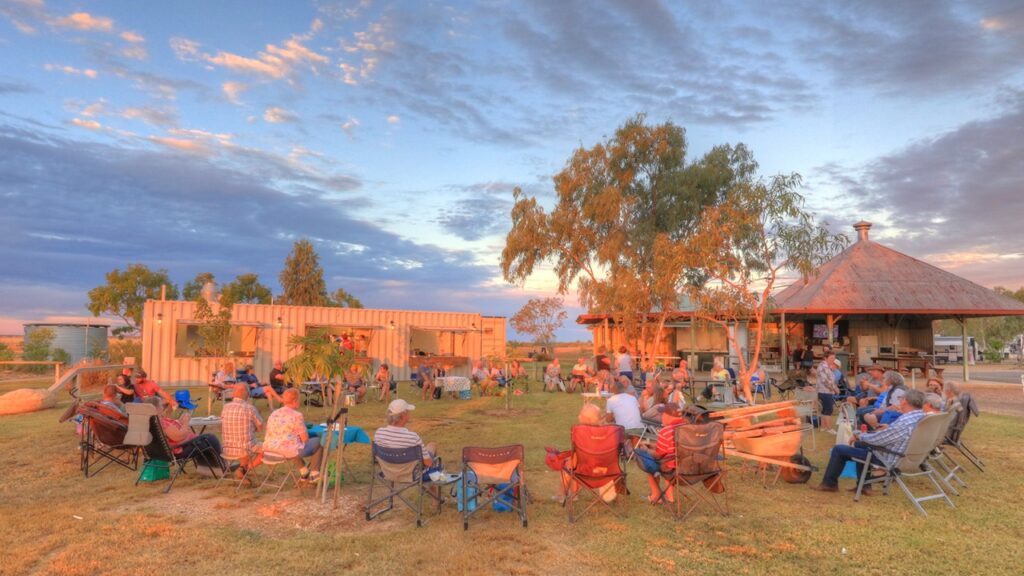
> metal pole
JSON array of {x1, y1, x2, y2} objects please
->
[
  {"x1": 780, "y1": 312, "x2": 788, "y2": 373},
  {"x1": 960, "y1": 317, "x2": 970, "y2": 382}
]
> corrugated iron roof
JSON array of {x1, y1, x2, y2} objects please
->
[{"x1": 772, "y1": 222, "x2": 1024, "y2": 317}]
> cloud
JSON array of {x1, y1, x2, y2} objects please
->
[
  {"x1": 169, "y1": 37, "x2": 202, "y2": 60},
  {"x1": 70, "y1": 118, "x2": 102, "y2": 130},
  {"x1": 0, "y1": 80, "x2": 36, "y2": 94},
  {"x1": 435, "y1": 182, "x2": 518, "y2": 241},
  {"x1": 264, "y1": 106, "x2": 298, "y2": 123},
  {"x1": 172, "y1": 21, "x2": 329, "y2": 82},
  {"x1": 44, "y1": 64, "x2": 98, "y2": 78},
  {"x1": 341, "y1": 117, "x2": 359, "y2": 137},
  {"x1": 222, "y1": 81, "x2": 248, "y2": 104},
  {"x1": 120, "y1": 30, "x2": 144, "y2": 43},
  {"x1": 147, "y1": 135, "x2": 211, "y2": 155},
  {"x1": 822, "y1": 91, "x2": 1024, "y2": 287},
  {"x1": 386, "y1": 114, "x2": 400, "y2": 124},
  {"x1": 53, "y1": 12, "x2": 113, "y2": 32},
  {"x1": 121, "y1": 106, "x2": 177, "y2": 127}
]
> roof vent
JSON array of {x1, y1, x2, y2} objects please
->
[{"x1": 853, "y1": 220, "x2": 872, "y2": 242}]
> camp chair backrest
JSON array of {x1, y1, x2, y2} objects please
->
[
  {"x1": 373, "y1": 443, "x2": 422, "y2": 483},
  {"x1": 673, "y1": 422, "x2": 725, "y2": 476},
  {"x1": 924, "y1": 411, "x2": 955, "y2": 451},
  {"x1": 125, "y1": 403, "x2": 158, "y2": 447},
  {"x1": 570, "y1": 424, "x2": 624, "y2": 478},
  {"x1": 80, "y1": 407, "x2": 130, "y2": 447},
  {"x1": 463, "y1": 445, "x2": 523, "y2": 485},
  {"x1": 894, "y1": 413, "x2": 948, "y2": 471},
  {"x1": 143, "y1": 416, "x2": 177, "y2": 462}
]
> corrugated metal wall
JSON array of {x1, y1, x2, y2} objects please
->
[
  {"x1": 24, "y1": 324, "x2": 108, "y2": 364},
  {"x1": 142, "y1": 300, "x2": 507, "y2": 387}
]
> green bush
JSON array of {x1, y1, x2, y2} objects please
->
[{"x1": 0, "y1": 342, "x2": 14, "y2": 362}]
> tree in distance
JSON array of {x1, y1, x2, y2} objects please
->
[
  {"x1": 279, "y1": 239, "x2": 328, "y2": 307},
  {"x1": 220, "y1": 273, "x2": 273, "y2": 306},
  {"x1": 502, "y1": 114, "x2": 764, "y2": 354},
  {"x1": 87, "y1": 264, "x2": 179, "y2": 335},
  {"x1": 510, "y1": 297, "x2": 567, "y2": 347},
  {"x1": 327, "y1": 287, "x2": 364, "y2": 309}
]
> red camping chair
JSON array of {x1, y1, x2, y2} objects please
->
[
  {"x1": 563, "y1": 424, "x2": 628, "y2": 523},
  {"x1": 78, "y1": 402, "x2": 139, "y2": 478}
]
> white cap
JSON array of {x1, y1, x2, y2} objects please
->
[{"x1": 386, "y1": 398, "x2": 416, "y2": 416}]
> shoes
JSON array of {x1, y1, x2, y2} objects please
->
[
  {"x1": 848, "y1": 486, "x2": 873, "y2": 496},
  {"x1": 306, "y1": 470, "x2": 321, "y2": 483},
  {"x1": 825, "y1": 429, "x2": 837, "y2": 435},
  {"x1": 810, "y1": 484, "x2": 839, "y2": 493}
]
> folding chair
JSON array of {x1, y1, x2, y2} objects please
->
[
  {"x1": 254, "y1": 451, "x2": 302, "y2": 499},
  {"x1": 928, "y1": 402, "x2": 968, "y2": 494},
  {"x1": 78, "y1": 403, "x2": 138, "y2": 478},
  {"x1": 460, "y1": 445, "x2": 528, "y2": 530},
  {"x1": 133, "y1": 411, "x2": 223, "y2": 494},
  {"x1": 851, "y1": 412, "x2": 956, "y2": 517},
  {"x1": 365, "y1": 443, "x2": 441, "y2": 527},
  {"x1": 943, "y1": 393, "x2": 984, "y2": 472},
  {"x1": 563, "y1": 424, "x2": 628, "y2": 523},
  {"x1": 173, "y1": 390, "x2": 200, "y2": 417},
  {"x1": 794, "y1": 388, "x2": 819, "y2": 449},
  {"x1": 752, "y1": 378, "x2": 771, "y2": 403},
  {"x1": 662, "y1": 422, "x2": 729, "y2": 520}
]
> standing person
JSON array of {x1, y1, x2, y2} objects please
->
[
  {"x1": 340, "y1": 334, "x2": 354, "y2": 351},
  {"x1": 616, "y1": 347, "x2": 634, "y2": 383},
  {"x1": 267, "y1": 360, "x2": 289, "y2": 392},
  {"x1": 133, "y1": 370, "x2": 177, "y2": 410},
  {"x1": 221, "y1": 384, "x2": 263, "y2": 480},
  {"x1": 815, "y1": 353, "x2": 841, "y2": 433},
  {"x1": 800, "y1": 340, "x2": 815, "y2": 372},
  {"x1": 263, "y1": 389, "x2": 323, "y2": 482}
]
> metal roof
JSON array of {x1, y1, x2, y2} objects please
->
[{"x1": 772, "y1": 222, "x2": 1024, "y2": 317}]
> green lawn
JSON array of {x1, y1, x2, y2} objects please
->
[{"x1": 1, "y1": 378, "x2": 1022, "y2": 576}]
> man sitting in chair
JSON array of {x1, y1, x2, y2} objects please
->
[
  {"x1": 569, "y1": 357, "x2": 591, "y2": 393},
  {"x1": 240, "y1": 365, "x2": 284, "y2": 410},
  {"x1": 605, "y1": 376, "x2": 644, "y2": 439},
  {"x1": 811, "y1": 389, "x2": 926, "y2": 495},
  {"x1": 221, "y1": 384, "x2": 263, "y2": 480},
  {"x1": 264, "y1": 389, "x2": 323, "y2": 482},
  {"x1": 134, "y1": 370, "x2": 177, "y2": 410},
  {"x1": 99, "y1": 384, "x2": 126, "y2": 415},
  {"x1": 374, "y1": 399, "x2": 438, "y2": 467}
]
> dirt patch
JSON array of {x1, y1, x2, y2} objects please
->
[
  {"x1": 962, "y1": 382, "x2": 1024, "y2": 418},
  {"x1": 127, "y1": 486, "x2": 401, "y2": 537}
]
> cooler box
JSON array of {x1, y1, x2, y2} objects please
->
[{"x1": 139, "y1": 460, "x2": 170, "y2": 482}]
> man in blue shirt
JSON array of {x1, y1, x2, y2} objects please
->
[{"x1": 811, "y1": 389, "x2": 926, "y2": 494}]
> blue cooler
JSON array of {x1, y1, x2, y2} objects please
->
[
  {"x1": 492, "y1": 483, "x2": 515, "y2": 512},
  {"x1": 456, "y1": 473, "x2": 477, "y2": 512},
  {"x1": 459, "y1": 389, "x2": 472, "y2": 400}
]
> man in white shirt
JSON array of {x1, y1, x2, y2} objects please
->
[{"x1": 605, "y1": 376, "x2": 644, "y2": 437}]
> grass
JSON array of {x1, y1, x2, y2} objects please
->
[{"x1": 2, "y1": 376, "x2": 1024, "y2": 576}]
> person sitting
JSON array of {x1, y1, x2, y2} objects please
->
[
  {"x1": 671, "y1": 359, "x2": 690, "y2": 391},
  {"x1": 551, "y1": 403, "x2": 604, "y2": 501},
  {"x1": 941, "y1": 380, "x2": 960, "y2": 411},
  {"x1": 374, "y1": 399, "x2": 438, "y2": 467},
  {"x1": 238, "y1": 365, "x2": 281, "y2": 409},
  {"x1": 470, "y1": 360, "x2": 491, "y2": 396},
  {"x1": 267, "y1": 360, "x2": 289, "y2": 393},
  {"x1": 739, "y1": 363, "x2": 768, "y2": 401},
  {"x1": 570, "y1": 357, "x2": 592, "y2": 393},
  {"x1": 640, "y1": 379, "x2": 666, "y2": 420},
  {"x1": 923, "y1": 393, "x2": 944, "y2": 414},
  {"x1": 146, "y1": 397, "x2": 223, "y2": 463},
  {"x1": 864, "y1": 387, "x2": 907, "y2": 429},
  {"x1": 263, "y1": 389, "x2": 323, "y2": 482},
  {"x1": 220, "y1": 384, "x2": 263, "y2": 480},
  {"x1": 636, "y1": 402, "x2": 687, "y2": 504},
  {"x1": 133, "y1": 370, "x2": 177, "y2": 410},
  {"x1": 849, "y1": 364, "x2": 886, "y2": 406},
  {"x1": 99, "y1": 384, "x2": 126, "y2": 415},
  {"x1": 701, "y1": 358, "x2": 731, "y2": 400},
  {"x1": 343, "y1": 364, "x2": 367, "y2": 403},
  {"x1": 113, "y1": 374, "x2": 134, "y2": 405},
  {"x1": 374, "y1": 363, "x2": 397, "y2": 402},
  {"x1": 509, "y1": 360, "x2": 528, "y2": 388},
  {"x1": 811, "y1": 389, "x2": 927, "y2": 494},
  {"x1": 605, "y1": 376, "x2": 644, "y2": 440},
  {"x1": 544, "y1": 358, "x2": 562, "y2": 392},
  {"x1": 859, "y1": 371, "x2": 905, "y2": 428}
]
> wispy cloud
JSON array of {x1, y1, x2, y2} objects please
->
[
  {"x1": 44, "y1": 64, "x2": 97, "y2": 78},
  {"x1": 264, "y1": 106, "x2": 298, "y2": 123},
  {"x1": 52, "y1": 12, "x2": 113, "y2": 32},
  {"x1": 222, "y1": 81, "x2": 248, "y2": 104}
]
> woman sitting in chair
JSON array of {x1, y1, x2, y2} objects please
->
[
  {"x1": 640, "y1": 379, "x2": 666, "y2": 420},
  {"x1": 569, "y1": 357, "x2": 592, "y2": 393},
  {"x1": 374, "y1": 363, "x2": 397, "y2": 402}
]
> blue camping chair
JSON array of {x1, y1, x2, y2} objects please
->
[{"x1": 174, "y1": 389, "x2": 199, "y2": 415}]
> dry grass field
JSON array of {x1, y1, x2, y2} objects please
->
[{"x1": 1, "y1": 374, "x2": 1023, "y2": 576}]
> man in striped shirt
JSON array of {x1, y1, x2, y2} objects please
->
[
  {"x1": 811, "y1": 389, "x2": 926, "y2": 494},
  {"x1": 374, "y1": 399, "x2": 437, "y2": 465}
]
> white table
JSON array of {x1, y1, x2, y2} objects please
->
[
  {"x1": 189, "y1": 416, "x2": 222, "y2": 434},
  {"x1": 436, "y1": 376, "x2": 471, "y2": 393}
]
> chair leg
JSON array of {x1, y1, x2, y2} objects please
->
[{"x1": 894, "y1": 475, "x2": 928, "y2": 517}]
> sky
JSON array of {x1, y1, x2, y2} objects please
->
[{"x1": 1, "y1": 0, "x2": 1023, "y2": 340}]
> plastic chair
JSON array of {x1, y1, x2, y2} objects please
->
[
  {"x1": 173, "y1": 390, "x2": 199, "y2": 416},
  {"x1": 460, "y1": 445, "x2": 528, "y2": 530},
  {"x1": 563, "y1": 424, "x2": 628, "y2": 523}
]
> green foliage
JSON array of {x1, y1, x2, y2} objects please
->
[
  {"x1": 935, "y1": 288, "x2": 1024, "y2": 351},
  {"x1": 284, "y1": 328, "x2": 356, "y2": 389},
  {"x1": 0, "y1": 341, "x2": 15, "y2": 362},
  {"x1": 182, "y1": 272, "x2": 216, "y2": 301},
  {"x1": 501, "y1": 114, "x2": 765, "y2": 344},
  {"x1": 510, "y1": 297, "x2": 567, "y2": 345},
  {"x1": 220, "y1": 273, "x2": 273, "y2": 306},
  {"x1": 279, "y1": 239, "x2": 328, "y2": 306},
  {"x1": 50, "y1": 347, "x2": 72, "y2": 366},
  {"x1": 107, "y1": 338, "x2": 142, "y2": 364},
  {"x1": 87, "y1": 264, "x2": 179, "y2": 334},
  {"x1": 192, "y1": 298, "x2": 233, "y2": 357},
  {"x1": 984, "y1": 338, "x2": 1005, "y2": 362},
  {"x1": 22, "y1": 327, "x2": 55, "y2": 373},
  {"x1": 326, "y1": 287, "x2": 364, "y2": 308}
]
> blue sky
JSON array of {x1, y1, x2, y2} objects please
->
[{"x1": 1, "y1": 0, "x2": 1023, "y2": 339}]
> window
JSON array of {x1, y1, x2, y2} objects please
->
[{"x1": 175, "y1": 323, "x2": 259, "y2": 358}]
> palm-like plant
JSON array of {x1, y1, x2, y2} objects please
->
[{"x1": 284, "y1": 328, "x2": 356, "y2": 407}]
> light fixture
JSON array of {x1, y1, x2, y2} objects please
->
[
  {"x1": 388, "y1": 320, "x2": 396, "y2": 330},
  {"x1": 276, "y1": 316, "x2": 283, "y2": 328},
  {"x1": 157, "y1": 313, "x2": 163, "y2": 325}
]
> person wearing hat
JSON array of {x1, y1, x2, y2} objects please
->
[
  {"x1": 374, "y1": 399, "x2": 437, "y2": 466},
  {"x1": 848, "y1": 364, "x2": 886, "y2": 408},
  {"x1": 636, "y1": 402, "x2": 686, "y2": 504}
]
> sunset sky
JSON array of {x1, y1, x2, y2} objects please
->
[{"x1": 1, "y1": 0, "x2": 1022, "y2": 339}]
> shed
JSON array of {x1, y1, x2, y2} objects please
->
[
  {"x1": 23, "y1": 320, "x2": 110, "y2": 365},
  {"x1": 141, "y1": 300, "x2": 506, "y2": 387},
  {"x1": 770, "y1": 221, "x2": 1024, "y2": 378}
]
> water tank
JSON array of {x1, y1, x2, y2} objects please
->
[{"x1": 23, "y1": 322, "x2": 109, "y2": 365}]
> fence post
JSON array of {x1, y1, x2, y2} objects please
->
[{"x1": 54, "y1": 362, "x2": 63, "y2": 386}]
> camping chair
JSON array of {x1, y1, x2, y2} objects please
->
[
  {"x1": 133, "y1": 411, "x2": 224, "y2": 494},
  {"x1": 254, "y1": 450, "x2": 303, "y2": 499},
  {"x1": 300, "y1": 380, "x2": 326, "y2": 409},
  {"x1": 928, "y1": 402, "x2": 968, "y2": 494},
  {"x1": 460, "y1": 445, "x2": 528, "y2": 530},
  {"x1": 752, "y1": 378, "x2": 772, "y2": 403},
  {"x1": 943, "y1": 393, "x2": 984, "y2": 471},
  {"x1": 662, "y1": 422, "x2": 729, "y2": 520},
  {"x1": 173, "y1": 390, "x2": 199, "y2": 417},
  {"x1": 563, "y1": 424, "x2": 628, "y2": 523},
  {"x1": 78, "y1": 403, "x2": 138, "y2": 478},
  {"x1": 794, "y1": 388, "x2": 819, "y2": 449},
  {"x1": 851, "y1": 412, "x2": 956, "y2": 517},
  {"x1": 365, "y1": 443, "x2": 441, "y2": 527}
]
